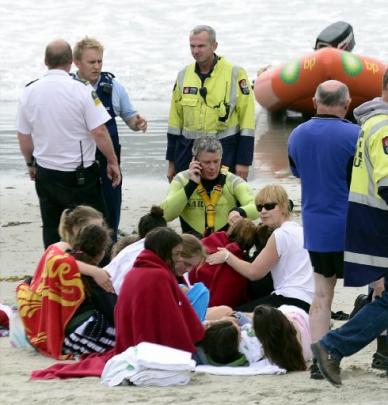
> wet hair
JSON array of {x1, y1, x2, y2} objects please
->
[
  {"x1": 58, "y1": 205, "x2": 104, "y2": 247},
  {"x1": 73, "y1": 36, "x2": 104, "y2": 62},
  {"x1": 71, "y1": 224, "x2": 111, "y2": 265},
  {"x1": 181, "y1": 233, "x2": 207, "y2": 261},
  {"x1": 383, "y1": 68, "x2": 388, "y2": 90},
  {"x1": 255, "y1": 184, "x2": 291, "y2": 219},
  {"x1": 192, "y1": 136, "x2": 223, "y2": 158},
  {"x1": 144, "y1": 227, "x2": 182, "y2": 264},
  {"x1": 201, "y1": 320, "x2": 241, "y2": 364},
  {"x1": 314, "y1": 82, "x2": 349, "y2": 106},
  {"x1": 138, "y1": 206, "x2": 167, "y2": 239},
  {"x1": 45, "y1": 40, "x2": 72, "y2": 68},
  {"x1": 190, "y1": 25, "x2": 217, "y2": 43},
  {"x1": 111, "y1": 234, "x2": 140, "y2": 259},
  {"x1": 253, "y1": 305, "x2": 306, "y2": 371},
  {"x1": 227, "y1": 218, "x2": 258, "y2": 251}
]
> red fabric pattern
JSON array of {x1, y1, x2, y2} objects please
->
[
  {"x1": 189, "y1": 231, "x2": 249, "y2": 308},
  {"x1": 17, "y1": 245, "x2": 84, "y2": 359}
]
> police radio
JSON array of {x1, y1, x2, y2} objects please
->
[{"x1": 75, "y1": 141, "x2": 86, "y2": 186}]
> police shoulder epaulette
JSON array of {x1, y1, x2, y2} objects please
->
[
  {"x1": 25, "y1": 79, "x2": 39, "y2": 87},
  {"x1": 102, "y1": 71, "x2": 115, "y2": 79},
  {"x1": 69, "y1": 73, "x2": 89, "y2": 85}
]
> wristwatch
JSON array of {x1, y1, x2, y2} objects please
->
[{"x1": 26, "y1": 158, "x2": 35, "y2": 167}]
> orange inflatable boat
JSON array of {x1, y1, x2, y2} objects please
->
[{"x1": 254, "y1": 47, "x2": 387, "y2": 115}]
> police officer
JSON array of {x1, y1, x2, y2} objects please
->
[
  {"x1": 73, "y1": 37, "x2": 147, "y2": 240},
  {"x1": 17, "y1": 39, "x2": 121, "y2": 248},
  {"x1": 312, "y1": 70, "x2": 388, "y2": 386},
  {"x1": 166, "y1": 25, "x2": 255, "y2": 183}
]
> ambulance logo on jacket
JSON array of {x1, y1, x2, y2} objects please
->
[
  {"x1": 183, "y1": 87, "x2": 198, "y2": 95},
  {"x1": 383, "y1": 136, "x2": 388, "y2": 155}
]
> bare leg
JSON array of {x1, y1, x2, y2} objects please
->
[{"x1": 310, "y1": 273, "x2": 337, "y2": 342}]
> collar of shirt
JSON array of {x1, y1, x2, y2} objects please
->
[
  {"x1": 313, "y1": 114, "x2": 342, "y2": 119},
  {"x1": 46, "y1": 69, "x2": 71, "y2": 77},
  {"x1": 195, "y1": 54, "x2": 221, "y2": 83}
]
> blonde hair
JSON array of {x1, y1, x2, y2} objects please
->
[
  {"x1": 58, "y1": 205, "x2": 104, "y2": 246},
  {"x1": 73, "y1": 37, "x2": 104, "y2": 62},
  {"x1": 111, "y1": 234, "x2": 140, "y2": 259},
  {"x1": 181, "y1": 234, "x2": 207, "y2": 261},
  {"x1": 255, "y1": 184, "x2": 290, "y2": 218}
]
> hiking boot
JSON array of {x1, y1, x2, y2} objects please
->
[
  {"x1": 311, "y1": 342, "x2": 342, "y2": 386},
  {"x1": 349, "y1": 294, "x2": 369, "y2": 319},
  {"x1": 371, "y1": 352, "x2": 388, "y2": 370},
  {"x1": 310, "y1": 358, "x2": 324, "y2": 379}
]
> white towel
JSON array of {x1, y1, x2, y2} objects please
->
[
  {"x1": 195, "y1": 358, "x2": 286, "y2": 376},
  {"x1": 101, "y1": 342, "x2": 195, "y2": 387}
]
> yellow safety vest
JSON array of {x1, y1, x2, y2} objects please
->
[{"x1": 167, "y1": 57, "x2": 255, "y2": 140}]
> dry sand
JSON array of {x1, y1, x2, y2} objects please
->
[{"x1": 0, "y1": 175, "x2": 387, "y2": 405}]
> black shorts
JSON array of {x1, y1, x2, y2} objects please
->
[{"x1": 308, "y1": 251, "x2": 344, "y2": 278}]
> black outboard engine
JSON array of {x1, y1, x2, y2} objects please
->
[{"x1": 314, "y1": 21, "x2": 355, "y2": 51}]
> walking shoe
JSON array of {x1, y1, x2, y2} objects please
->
[
  {"x1": 371, "y1": 352, "x2": 388, "y2": 370},
  {"x1": 311, "y1": 342, "x2": 342, "y2": 386},
  {"x1": 310, "y1": 358, "x2": 324, "y2": 379}
]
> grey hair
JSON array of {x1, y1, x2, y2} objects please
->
[
  {"x1": 192, "y1": 136, "x2": 223, "y2": 157},
  {"x1": 190, "y1": 25, "x2": 217, "y2": 43},
  {"x1": 314, "y1": 82, "x2": 350, "y2": 106}
]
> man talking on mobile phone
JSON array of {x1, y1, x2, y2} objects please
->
[{"x1": 161, "y1": 136, "x2": 258, "y2": 238}]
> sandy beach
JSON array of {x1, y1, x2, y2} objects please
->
[{"x1": 0, "y1": 174, "x2": 387, "y2": 405}]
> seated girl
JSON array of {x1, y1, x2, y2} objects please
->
[
  {"x1": 106, "y1": 206, "x2": 167, "y2": 293},
  {"x1": 17, "y1": 207, "x2": 116, "y2": 359},
  {"x1": 207, "y1": 184, "x2": 314, "y2": 313},
  {"x1": 190, "y1": 218, "x2": 258, "y2": 308},
  {"x1": 113, "y1": 227, "x2": 205, "y2": 355},
  {"x1": 63, "y1": 224, "x2": 117, "y2": 356}
]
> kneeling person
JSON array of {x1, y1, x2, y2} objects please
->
[{"x1": 161, "y1": 136, "x2": 258, "y2": 238}]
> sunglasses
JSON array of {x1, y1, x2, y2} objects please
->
[{"x1": 256, "y1": 202, "x2": 277, "y2": 212}]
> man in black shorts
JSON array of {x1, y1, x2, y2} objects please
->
[{"x1": 288, "y1": 80, "x2": 359, "y2": 379}]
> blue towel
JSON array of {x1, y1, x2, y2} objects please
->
[{"x1": 186, "y1": 282, "x2": 209, "y2": 322}]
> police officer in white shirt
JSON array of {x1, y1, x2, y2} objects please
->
[{"x1": 16, "y1": 39, "x2": 121, "y2": 248}]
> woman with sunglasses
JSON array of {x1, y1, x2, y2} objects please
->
[{"x1": 206, "y1": 184, "x2": 314, "y2": 313}]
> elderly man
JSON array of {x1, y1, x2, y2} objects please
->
[
  {"x1": 288, "y1": 80, "x2": 359, "y2": 379},
  {"x1": 166, "y1": 25, "x2": 255, "y2": 182},
  {"x1": 17, "y1": 39, "x2": 121, "y2": 248},
  {"x1": 161, "y1": 136, "x2": 258, "y2": 238},
  {"x1": 73, "y1": 37, "x2": 147, "y2": 240},
  {"x1": 312, "y1": 71, "x2": 388, "y2": 386}
]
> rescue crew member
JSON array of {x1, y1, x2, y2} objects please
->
[
  {"x1": 73, "y1": 37, "x2": 147, "y2": 240},
  {"x1": 16, "y1": 39, "x2": 121, "y2": 248},
  {"x1": 161, "y1": 136, "x2": 258, "y2": 238},
  {"x1": 166, "y1": 25, "x2": 255, "y2": 182},
  {"x1": 312, "y1": 69, "x2": 388, "y2": 386},
  {"x1": 287, "y1": 80, "x2": 359, "y2": 379}
]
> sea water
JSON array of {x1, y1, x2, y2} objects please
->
[{"x1": 0, "y1": 0, "x2": 387, "y2": 184}]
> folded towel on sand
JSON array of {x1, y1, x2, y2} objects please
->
[{"x1": 101, "y1": 342, "x2": 196, "y2": 387}]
